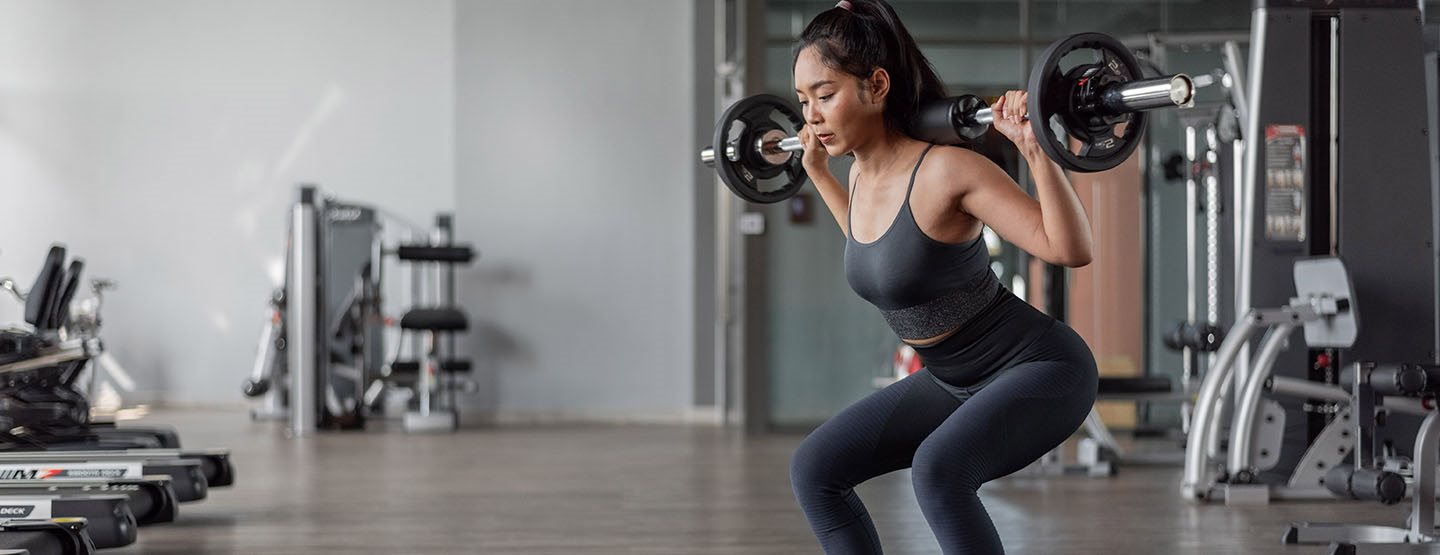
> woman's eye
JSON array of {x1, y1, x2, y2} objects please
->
[{"x1": 819, "y1": 94, "x2": 833, "y2": 101}]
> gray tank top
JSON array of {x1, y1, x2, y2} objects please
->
[{"x1": 844, "y1": 144, "x2": 1003, "y2": 340}]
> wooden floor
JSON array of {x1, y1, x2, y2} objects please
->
[{"x1": 104, "y1": 409, "x2": 1407, "y2": 554}]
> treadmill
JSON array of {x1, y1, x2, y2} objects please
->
[{"x1": 0, "y1": 519, "x2": 93, "y2": 555}]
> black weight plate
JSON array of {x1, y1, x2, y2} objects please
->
[
  {"x1": 711, "y1": 94, "x2": 807, "y2": 204},
  {"x1": 1028, "y1": 32, "x2": 1148, "y2": 173}
]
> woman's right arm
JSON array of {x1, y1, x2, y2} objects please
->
[{"x1": 798, "y1": 124, "x2": 850, "y2": 236}]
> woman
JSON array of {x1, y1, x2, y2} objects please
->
[{"x1": 787, "y1": 1, "x2": 1100, "y2": 553}]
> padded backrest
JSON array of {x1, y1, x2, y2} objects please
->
[
  {"x1": 24, "y1": 246, "x2": 66, "y2": 329},
  {"x1": 49, "y1": 259, "x2": 85, "y2": 330}
]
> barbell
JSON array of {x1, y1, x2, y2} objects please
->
[{"x1": 700, "y1": 32, "x2": 1195, "y2": 204}]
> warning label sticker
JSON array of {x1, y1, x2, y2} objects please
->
[{"x1": 1264, "y1": 124, "x2": 1307, "y2": 242}]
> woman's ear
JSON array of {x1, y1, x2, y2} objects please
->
[{"x1": 867, "y1": 68, "x2": 891, "y2": 105}]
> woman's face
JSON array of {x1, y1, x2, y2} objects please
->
[{"x1": 793, "y1": 46, "x2": 884, "y2": 157}]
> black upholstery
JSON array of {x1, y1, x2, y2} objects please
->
[
  {"x1": 399, "y1": 308, "x2": 468, "y2": 331},
  {"x1": 24, "y1": 246, "x2": 66, "y2": 330},
  {"x1": 1097, "y1": 376, "x2": 1174, "y2": 395},
  {"x1": 396, "y1": 245, "x2": 476, "y2": 264},
  {"x1": 0, "y1": 331, "x2": 42, "y2": 366},
  {"x1": 391, "y1": 359, "x2": 472, "y2": 374},
  {"x1": 48, "y1": 259, "x2": 84, "y2": 330}
]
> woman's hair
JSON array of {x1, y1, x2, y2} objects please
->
[{"x1": 793, "y1": 0, "x2": 947, "y2": 137}]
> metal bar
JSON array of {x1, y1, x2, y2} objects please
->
[
  {"x1": 419, "y1": 332, "x2": 434, "y2": 416},
  {"x1": 1229, "y1": 322, "x2": 1297, "y2": 474},
  {"x1": 1181, "y1": 124, "x2": 1199, "y2": 433},
  {"x1": 1186, "y1": 126, "x2": 1199, "y2": 325},
  {"x1": 1268, "y1": 375, "x2": 1348, "y2": 402},
  {"x1": 702, "y1": 75, "x2": 1194, "y2": 166},
  {"x1": 1101, "y1": 75, "x2": 1196, "y2": 114},
  {"x1": 1205, "y1": 130, "x2": 1221, "y2": 324},
  {"x1": 1182, "y1": 309, "x2": 1262, "y2": 499},
  {"x1": 1222, "y1": 40, "x2": 1249, "y2": 130},
  {"x1": 409, "y1": 231, "x2": 423, "y2": 364},
  {"x1": 1356, "y1": 363, "x2": 1378, "y2": 470},
  {"x1": 1414, "y1": 411, "x2": 1440, "y2": 537},
  {"x1": 288, "y1": 189, "x2": 318, "y2": 437},
  {"x1": 1234, "y1": 8, "x2": 1269, "y2": 416}
]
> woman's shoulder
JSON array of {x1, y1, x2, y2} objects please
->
[
  {"x1": 922, "y1": 143, "x2": 988, "y2": 168},
  {"x1": 917, "y1": 143, "x2": 993, "y2": 187}
]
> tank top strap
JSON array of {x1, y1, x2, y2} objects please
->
[
  {"x1": 846, "y1": 171, "x2": 857, "y2": 240},
  {"x1": 904, "y1": 144, "x2": 937, "y2": 203}
]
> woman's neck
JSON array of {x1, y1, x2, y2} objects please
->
[{"x1": 851, "y1": 127, "x2": 917, "y2": 179}]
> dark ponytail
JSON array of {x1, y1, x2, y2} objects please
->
[{"x1": 793, "y1": 0, "x2": 947, "y2": 138}]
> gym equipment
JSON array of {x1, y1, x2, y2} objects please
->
[
  {"x1": 243, "y1": 186, "x2": 389, "y2": 432},
  {"x1": 1163, "y1": 322, "x2": 1225, "y2": 353},
  {"x1": 1283, "y1": 361, "x2": 1440, "y2": 553},
  {"x1": 268, "y1": 186, "x2": 386, "y2": 432},
  {"x1": 1175, "y1": 0, "x2": 1439, "y2": 511},
  {"x1": 242, "y1": 288, "x2": 286, "y2": 415},
  {"x1": 701, "y1": 94, "x2": 807, "y2": 204},
  {"x1": 699, "y1": 32, "x2": 1196, "y2": 203},
  {"x1": 0, "y1": 246, "x2": 235, "y2": 496},
  {"x1": 0, "y1": 455, "x2": 209, "y2": 503},
  {"x1": 0, "y1": 259, "x2": 182, "y2": 450},
  {"x1": 1182, "y1": 259, "x2": 1434, "y2": 503},
  {"x1": 0, "y1": 519, "x2": 93, "y2": 555},
  {"x1": 1027, "y1": 32, "x2": 1170, "y2": 172},
  {"x1": 246, "y1": 185, "x2": 479, "y2": 435},
  {"x1": 0, "y1": 478, "x2": 177, "y2": 526},
  {"x1": 0, "y1": 495, "x2": 133, "y2": 549},
  {"x1": 0, "y1": 247, "x2": 98, "y2": 436},
  {"x1": 1181, "y1": 257, "x2": 1367, "y2": 503},
  {"x1": 392, "y1": 230, "x2": 476, "y2": 433}
]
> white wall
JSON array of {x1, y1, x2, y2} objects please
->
[
  {"x1": 0, "y1": 1, "x2": 705, "y2": 419},
  {"x1": 454, "y1": 0, "x2": 699, "y2": 420},
  {"x1": 0, "y1": 0, "x2": 457, "y2": 404}
]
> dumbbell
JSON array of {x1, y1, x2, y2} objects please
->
[{"x1": 700, "y1": 32, "x2": 1195, "y2": 204}]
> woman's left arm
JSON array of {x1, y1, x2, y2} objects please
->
[
  {"x1": 992, "y1": 90, "x2": 1093, "y2": 267},
  {"x1": 1019, "y1": 141, "x2": 1093, "y2": 267}
]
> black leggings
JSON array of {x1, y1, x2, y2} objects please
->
[{"x1": 789, "y1": 315, "x2": 1098, "y2": 554}]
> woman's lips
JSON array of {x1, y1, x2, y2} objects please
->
[{"x1": 818, "y1": 133, "x2": 835, "y2": 145}]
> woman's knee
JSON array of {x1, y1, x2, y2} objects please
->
[
  {"x1": 790, "y1": 432, "x2": 839, "y2": 493},
  {"x1": 910, "y1": 439, "x2": 981, "y2": 494}
]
